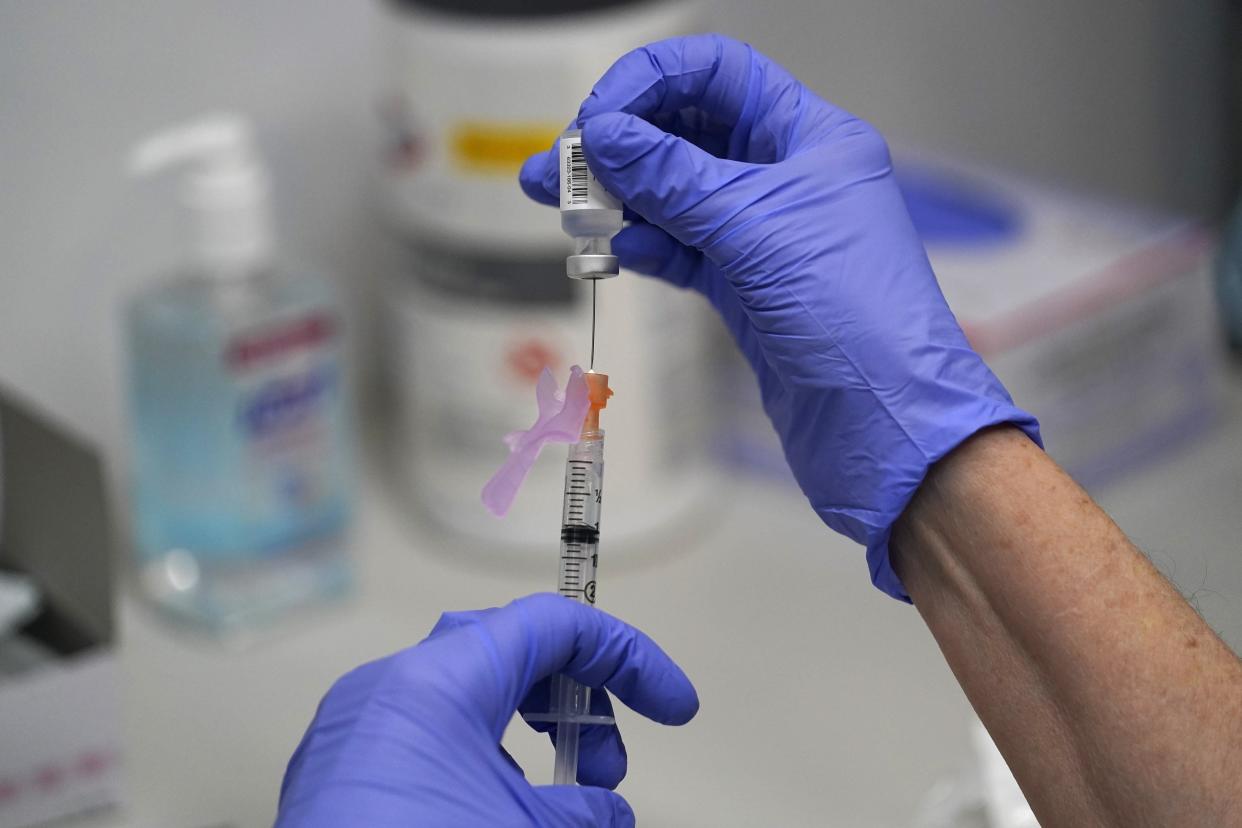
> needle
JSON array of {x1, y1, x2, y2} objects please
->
[{"x1": 590, "y1": 279, "x2": 597, "y2": 371}]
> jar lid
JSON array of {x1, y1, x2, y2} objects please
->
[{"x1": 387, "y1": 0, "x2": 652, "y2": 19}]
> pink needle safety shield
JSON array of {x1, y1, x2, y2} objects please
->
[{"x1": 481, "y1": 366, "x2": 590, "y2": 517}]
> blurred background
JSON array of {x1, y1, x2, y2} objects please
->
[{"x1": 1, "y1": 1, "x2": 1241, "y2": 826}]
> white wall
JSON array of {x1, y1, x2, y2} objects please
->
[
  {"x1": 716, "y1": 0, "x2": 1231, "y2": 215},
  {"x1": 0, "y1": 0, "x2": 1230, "y2": 467}
]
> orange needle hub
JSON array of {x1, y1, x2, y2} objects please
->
[{"x1": 581, "y1": 371, "x2": 613, "y2": 436}]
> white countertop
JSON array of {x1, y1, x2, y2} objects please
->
[{"x1": 69, "y1": 393, "x2": 1242, "y2": 828}]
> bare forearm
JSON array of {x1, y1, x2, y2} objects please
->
[{"x1": 892, "y1": 426, "x2": 1242, "y2": 827}]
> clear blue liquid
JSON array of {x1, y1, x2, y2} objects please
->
[{"x1": 126, "y1": 266, "x2": 354, "y2": 632}]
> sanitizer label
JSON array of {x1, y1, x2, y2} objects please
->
[
  {"x1": 228, "y1": 313, "x2": 348, "y2": 544},
  {"x1": 559, "y1": 133, "x2": 621, "y2": 212}
]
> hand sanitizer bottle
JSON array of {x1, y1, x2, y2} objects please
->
[{"x1": 125, "y1": 114, "x2": 353, "y2": 633}]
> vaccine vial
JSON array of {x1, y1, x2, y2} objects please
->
[{"x1": 559, "y1": 128, "x2": 622, "y2": 279}]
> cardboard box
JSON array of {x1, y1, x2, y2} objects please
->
[
  {"x1": 926, "y1": 160, "x2": 1219, "y2": 487},
  {"x1": 715, "y1": 156, "x2": 1222, "y2": 491},
  {"x1": 0, "y1": 390, "x2": 122, "y2": 828}
]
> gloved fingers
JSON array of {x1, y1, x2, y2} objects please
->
[
  {"x1": 611, "y1": 222, "x2": 710, "y2": 291},
  {"x1": 573, "y1": 717, "x2": 628, "y2": 789},
  {"x1": 498, "y1": 744, "x2": 526, "y2": 779},
  {"x1": 525, "y1": 724, "x2": 627, "y2": 790},
  {"x1": 428, "y1": 606, "x2": 502, "y2": 638},
  {"x1": 519, "y1": 146, "x2": 560, "y2": 207},
  {"x1": 519, "y1": 678, "x2": 621, "y2": 729},
  {"x1": 581, "y1": 112, "x2": 751, "y2": 249},
  {"x1": 519, "y1": 682, "x2": 628, "y2": 789},
  {"x1": 531, "y1": 785, "x2": 635, "y2": 828},
  {"x1": 649, "y1": 108, "x2": 733, "y2": 159},
  {"x1": 485, "y1": 594, "x2": 699, "y2": 732},
  {"x1": 578, "y1": 35, "x2": 753, "y2": 123},
  {"x1": 577, "y1": 34, "x2": 837, "y2": 161},
  {"x1": 516, "y1": 147, "x2": 655, "y2": 222},
  {"x1": 613, "y1": 222, "x2": 772, "y2": 379},
  {"x1": 518, "y1": 675, "x2": 552, "y2": 723}
]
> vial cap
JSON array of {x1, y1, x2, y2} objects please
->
[{"x1": 567, "y1": 254, "x2": 619, "y2": 279}]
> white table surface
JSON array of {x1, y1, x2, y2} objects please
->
[{"x1": 68, "y1": 387, "x2": 1242, "y2": 828}]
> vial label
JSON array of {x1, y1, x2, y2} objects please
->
[{"x1": 559, "y1": 133, "x2": 621, "y2": 212}]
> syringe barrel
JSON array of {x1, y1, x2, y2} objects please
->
[
  {"x1": 558, "y1": 432, "x2": 603, "y2": 604},
  {"x1": 550, "y1": 432, "x2": 607, "y2": 785}
]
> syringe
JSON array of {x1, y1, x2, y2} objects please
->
[
  {"x1": 525, "y1": 128, "x2": 623, "y2": 785},
  {"x1": 525, "y1": 371, "x2": 614, "y2": 785}
]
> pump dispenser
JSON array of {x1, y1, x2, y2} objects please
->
[
  {"x1": 124, "y1": 113, "x2": 353, "y2": 634},
  {"x1": 130, "y1": 114, "x2": 274, "y2": 276}
]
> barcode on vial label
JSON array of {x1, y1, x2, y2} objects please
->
[{"x1": 568, "y1": 141, "x2": 589, "y2": 205}]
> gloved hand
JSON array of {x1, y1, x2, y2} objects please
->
[
  {"x1": 520, "y1": 34, "x2": 1040, "y2": 600},
  {"x1": 276, "y1": 594, "x2": 698, "y2": 827}
]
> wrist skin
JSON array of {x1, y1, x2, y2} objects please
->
[{"x1": 891, "y1": 426, "x2": 1242, "y2": 827}]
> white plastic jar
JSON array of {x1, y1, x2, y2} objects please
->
[{"x1": 378, "y1": 0, "x2": 712, "y2": 555}]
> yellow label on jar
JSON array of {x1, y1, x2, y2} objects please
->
[{"x1": 449, "y1": 122, "x2": 562, "y2": 175}]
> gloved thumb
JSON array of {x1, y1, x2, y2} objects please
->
[
  {"x1": 582, "y1": 112, "x2": 746, "y2": 251},
  {"x1": 532, "y1": 784, "x2": 636, "y2": 827}
]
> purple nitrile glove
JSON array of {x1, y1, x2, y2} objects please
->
[
  {"x1": 520, "y1": 34, "x2": 1040, "y2": 600},
  {"x1": 276, "y1": 594, "x2": 698, "y2": 827}
]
